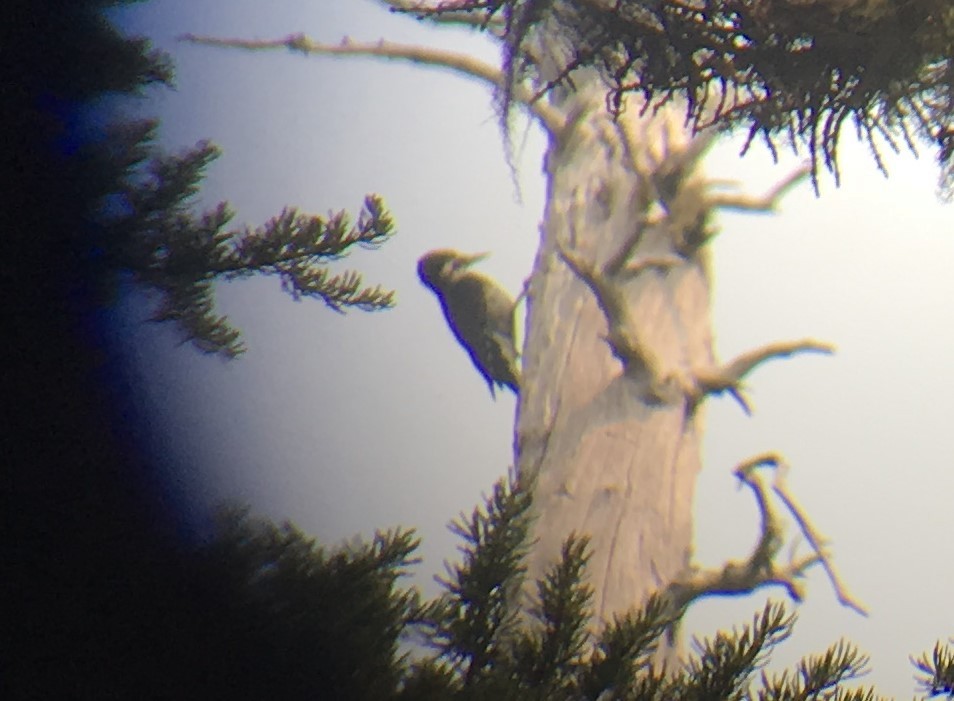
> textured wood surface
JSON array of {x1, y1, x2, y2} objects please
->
[{"x1": 515, "y1": 76, "x2": 715, "y2": 626}]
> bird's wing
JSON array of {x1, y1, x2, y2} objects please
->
[{"x1": 468, "y1": 274, "x2": 520, "y2": 390}]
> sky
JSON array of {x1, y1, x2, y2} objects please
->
[{"x1": 108, "y1": 1, "x2": 954, "y2": 697}]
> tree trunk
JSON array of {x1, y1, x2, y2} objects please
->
[{"x1": 515, "y1": 75, "x2": 714, "y2": 630}]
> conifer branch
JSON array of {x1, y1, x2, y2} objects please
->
[
  {"x1": 178, "y1": 32, "x2": 564, "y2": 137},
  {"x1": 511, "y1": 535, "x2": 594, "y2": 696},
  {"x1": 380, "y1": 0, "x2": 506, "y2": 32},
  {"x1": 760, "y1": 639, "x2": 873, "y2": 700},
  {"x1": 194, "y1": 493, "x2": 893, "y2": 698},
  {"x1": 133, "y1": 195, "x2": 396, "y2": 357},
  {"x1": 465, "y1": 0, "x2": 954, "y2": 194},
  {"x1": 913, "y1": 641, "x2": 954, "y2": 698},
  {"x1": 420, "y1": 473, "x2": 532, "y2": 686},
  {"x1": 91, "y1": 124, "x2": 398, "y2": 358},
  {"x1": 581, "y1": 593, "x2": 677, "y2": 699},
  {"x1": 681, "y1": 602, "x2": 796, "y2": 699}
]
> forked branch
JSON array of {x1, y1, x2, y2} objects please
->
[
  {"x1": 664, "y1": 454, "x2": 867, "y2": 616},
  {"x1": 746, "y1": 453, "x2": 869, "y2": 616}
]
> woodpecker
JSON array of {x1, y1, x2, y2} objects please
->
[{"x1": 418, "y1": 249, "x2": 520, "y2": 397}]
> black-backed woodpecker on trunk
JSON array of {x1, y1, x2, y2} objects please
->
[{"x1": 418, "y1": 249, "x2": 520, "y2": 397}]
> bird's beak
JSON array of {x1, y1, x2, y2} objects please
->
[{"x1": 461, "y1": 251, "x2": 489, "y2": 268}]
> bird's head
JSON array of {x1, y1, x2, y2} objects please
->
[{"x1": 417, "y1": 249, "x2": 488, "y2": 292}]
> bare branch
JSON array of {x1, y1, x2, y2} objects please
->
[
  {"x1": 665, "y1": 449, "x2": 865, "y2": 616},
  {"x1": 709, "y1": 164, "x2": 811, "y2": 212},
  {"x1": 722, "y1": 339, "x2": 833, "y2": 383},
  {"x1": 623, "y1": 255, "x2": 682, "y2": 278},
  {"x1": 178, "y1": 32, "x2": 564, "y2": 137},
  {"x1": 769, "y1": 459, "x2": 869, "y2": 616},
  {"x1": 665, "y1": 459, "x2": 818, "y2": 611},
  {"x1": 736, "y1": 453, "x2": 869, "y2": 617},
  {"x1": 691, "y1": 339, "x2": 834, "y2": 411}
]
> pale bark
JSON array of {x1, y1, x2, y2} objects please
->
[{"x1": 515, "y1": 79, "x2": 711, "y2": 628}]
